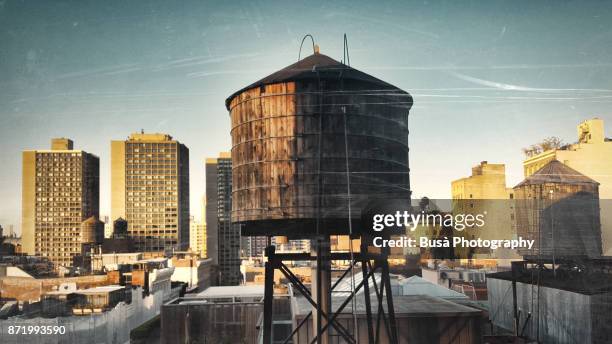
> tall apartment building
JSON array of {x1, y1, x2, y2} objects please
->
[
  {"x1": 523, "y1": 118, "x2": 612, "y2": 255},
  {"x1": 275, "y1": 239, "x2": 311, "y2": 253},
  {"x1": 206, "y1": 152, "x2": 241, "y2": 285},
  {"x1": 243, "y1": 236, "x2": 268, "y2": 258},
  {"x1": 189, "y1": 216, "x2": 207, "y2": 258},
  {"x1": 451, "y1": 161, "x2": 516, "y2": 259},
  {"x1": 22, "y1": 138, "x2": 101, "y2": 268},
  {"x1": 111, "y1": 133, "x2": 189, "y2": 255},
  {"x1": 103, "y1": 215, "x2": 113, "y2": 239}
]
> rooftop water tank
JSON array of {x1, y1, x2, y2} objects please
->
[{"x1": 226, "y1": 51, "x2": 413, "y2": 237}]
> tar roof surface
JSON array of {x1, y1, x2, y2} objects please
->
[
  {"x1": 225, "y1": 53, "x2": 410, "y2": 110},
  {"x1": 195, "y1": 285, "x2": 264, "y2": 298},
  {"x1": 294, "y1": 294, "x2": 481, "y2": 318}
]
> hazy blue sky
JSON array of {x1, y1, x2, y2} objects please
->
[{"x1": 1, "y1": 0, "x2": 611, "y2": 233}]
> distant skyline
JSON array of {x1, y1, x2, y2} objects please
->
[{"x1": 1, "y1": 0, "x2": 612, "y2": 234}]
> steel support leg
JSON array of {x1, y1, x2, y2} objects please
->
[
  {"x1": 263, "y1": 245, "x2": 276, "y2": 344},
  {"x1": 381, "y1": 258, "x2": 399, "y2": 344},
  {"x1": 361, "y1": 241, "x2": 375, "y2": 344}
]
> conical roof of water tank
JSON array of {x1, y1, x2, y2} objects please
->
[
  {"x1": 514, "y1": 160, "x2": 599, "y2": 188},
  {"x1": 225, "y1": 52, "x2": 410, "y2": 110}
]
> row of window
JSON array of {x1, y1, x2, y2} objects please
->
[
  {"x1": 129, "y1": 231, "x2": 177, "y2": 235},
  {"x1": 36, "y1": 169, "x2": 81, "y2": 175},
  {"x1": 36, "y1": 188, "x2": 82, "y2": 194},
  {"x1": 36, "y1": 178, "x2": 82, "y2": 183},
  {"x1": 126, "y1": 211, "x2": 178, "y2": 215},
  {"x1": 35, "y1": 201, "x2": 82, "y2": 205},
  {"x1": 127, "y1": 179, "x2": 177, "y2": 184},
  {"x1": 129, "y1": 220, "x2": 180, "y2": 226},
  {"x1": 126, "y1": 163, "x2": 177, "y2": 169},
  {"x1": 129, "y1": 225, "x2": 178, "y2": 230},
  {"x1": 127, "y1": 154, "x2": 176, "y2": 160},
  {"x1": 126, "y1": 185, "x2": 177, "y2": 190},
  {"x1": 36, "y1": 215, "x2": 82, "y2": 220},
  {"x1": 126, "y1": 186, "x2": 178, "y2": 196},
  {"x1": 35, "y1": 230, "x2": 81, "y2": 235},
  {"x1": 126, "y1": 146, "x2": 176, "y2": 152},
  {"x1": 37, "y1": 152, "x2": 81, "y2": 157},
  {"x1": 126, "y1": 172, "x2": 177, "y2": 177},
  {"x1": 37, "y1": 217, "x2": 93, "y2": 223}
]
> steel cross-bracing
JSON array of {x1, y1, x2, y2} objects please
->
[{"x1": 261, "y1": 236, "x2": 399, "y2": 344}]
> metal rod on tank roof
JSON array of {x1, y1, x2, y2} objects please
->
[
  {"x1": 341, "y1": 75, "x2": 359, "y2": 343},
  {"x1": 343, "y1": 34, "x2": 350, "y2": 66},
  {"x1": 550, "y1": 189, "x2": 556, "y2": 278},
  {"x1": 307, "y1": 53, "x2": 326, "y2": 344},
  {"x1": 298, "y1": 34, "x2": 316, "y2": 61}
]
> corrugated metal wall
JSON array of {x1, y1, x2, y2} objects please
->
[
  {"x1": 487, "y1": 277, "x2": 612, "y2": 344},
  {"x1": 161, "y1": 302, "x2": 263, "y2": 344}
]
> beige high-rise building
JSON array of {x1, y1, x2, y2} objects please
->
[
  {"x1": 22, "y1": 138, "x2": 100, "y2": 268},
  {"x1": 189, "y1": 217, "x2": 207, "y2": 258},
  {"x1": 523, "y1": 118, "x2": 612, "y2": 255},
  {"x1": 451, "y1": 161, "x2": 516, "y2": 259},
  {"x1": 111, "y1": 133, "x2": 189, "y2": 254},
  {"x1": 452, "y1": 162, "x2": 514, "y2": 200}
]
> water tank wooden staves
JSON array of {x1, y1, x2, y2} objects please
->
[
  {"x1": 226, "y1": 52, "x2": 413, "y2": 238},
  {"x1": 513, "y1": 160, "x2": 602, "y2": 258}
]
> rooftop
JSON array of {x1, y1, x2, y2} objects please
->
[
  {"x1": 77, "y1": 285, "x2": 125, "y2": 294},
  {"x1": 195, "y1": 285, "x2": 265, "y2": 298},
  {"x1": 127, "y1": 132, "x2": 173, "y2": 141},
  {"x1": 225, "y1": 52, "x2": 411, "y2": 110},
  {"x1": 135, "y1": 257, "x2": 168, "y2": 263},
  {"x1": 294, "y1": 294, "x2": 481, "y2": 318},
  {"x1": 205, "y1": 152, "x2": 231, "y2": 163},
  {"x1": 45, "y1": 285, "x2": 125, "y2": 296},
  {"x1": 97, "y1": 252, "x2": 141, "y2": 257},
  {"x1": 400, "y1": 276, "x2": 469, "y2": 300}
]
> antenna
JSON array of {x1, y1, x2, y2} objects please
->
[
  {"x1": 298, "y1": 34, "x2": 316, "y2": 61},
  {"x1": 343, "y1": 33, "x2": 351, "y2": 66}
]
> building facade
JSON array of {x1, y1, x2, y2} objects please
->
[
  {"x1": 242, "y1": 236, "x2": 268, "y2": 258},
  {"x1": 523, "y1": 118, "x2": 612, "y2": 255},
  {"x1": 276, "y1": 238, "x2": 310, "y2": 253},
  {"x1": 22, "y1": 138, "x2": 100, "y2": 268},
  {"x1": 451, "y1": 161, "x2": 516, "y2": 259},
  {"x1": 168, "y1": 253, "x2": 213, "y2": 291},
  {"x1": 111, "y1": 133, "x2": 189, "y2": 255},
  {"x1": 205, "y1": 152, "x2": 241, "y2": 285},
  {"x1": 189, "y1": 217, "x2": 207, "y2": 258}
]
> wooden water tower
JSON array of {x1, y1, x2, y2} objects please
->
[
  {"x1": 226, "y1": 39, "x2": 413, "y2": 344},
  {"x1": 513, "y1": 160, "x2": 602, "y2": 259}
]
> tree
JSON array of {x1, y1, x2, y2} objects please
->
[
  {"x1": 522, "y1": 136, "x2": 564, "y2": 157},
  {"x1": 418, "y1": 197, "x2": 430, "y2": 212},
  {"x1": 540, "y1": 136, "x2": 564, "y2": 151}
]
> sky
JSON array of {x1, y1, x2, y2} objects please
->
[{"x1": 1, "y1": 0, "x2": 612, "y2": 234}]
